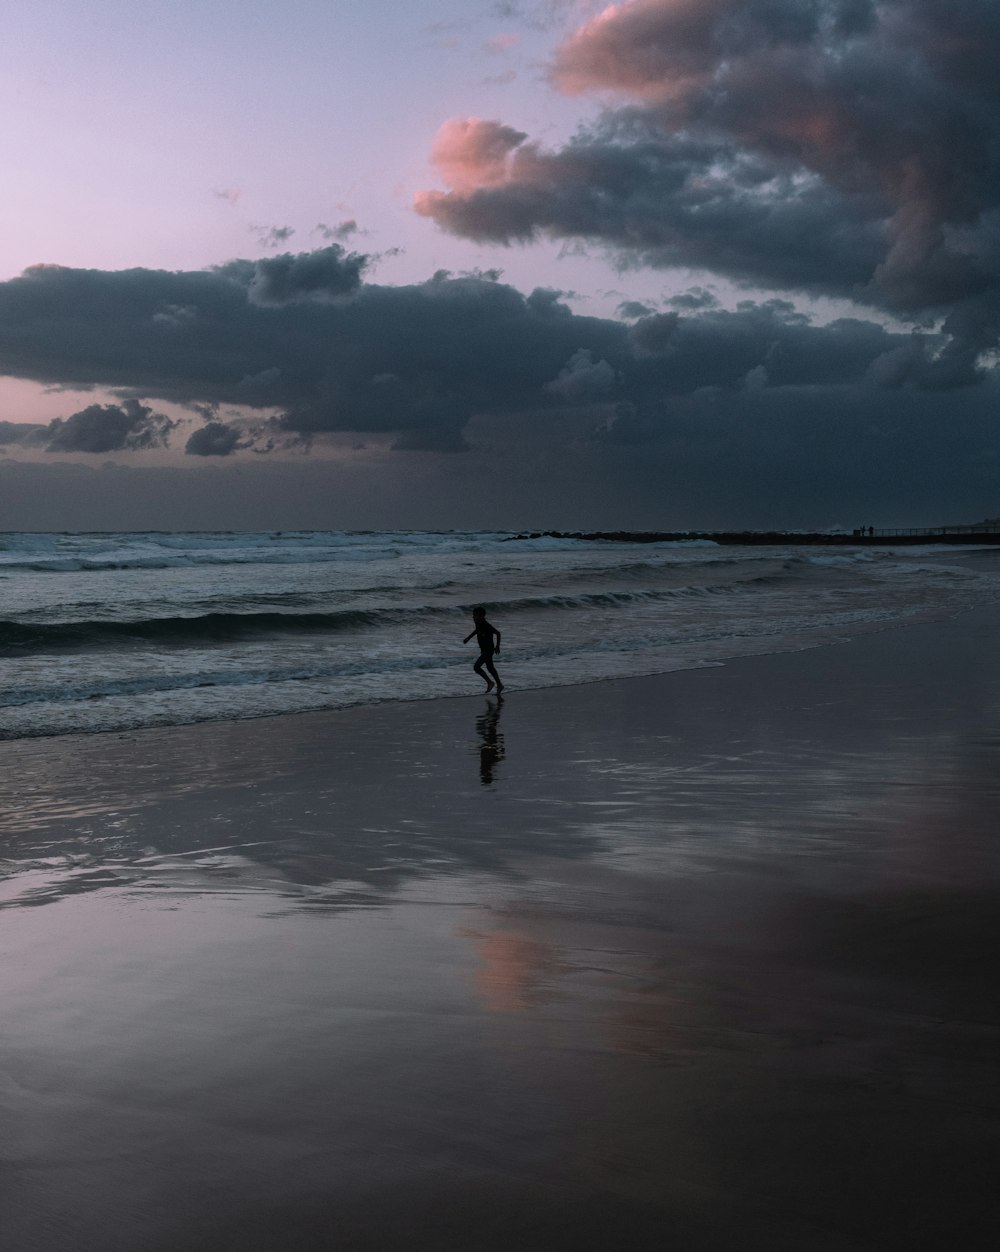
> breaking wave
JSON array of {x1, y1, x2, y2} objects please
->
[{"x1": 1, "y1": 529, "x2": 997, "y2": 739}]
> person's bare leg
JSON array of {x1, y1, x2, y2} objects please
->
[
  {"x1": 475, "y1": 658, "x2": 494, "y2": 692},
  {"x1": 486, "y1": 658, "x2": 504, "y2": 693}
]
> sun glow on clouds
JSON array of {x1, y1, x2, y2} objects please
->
[
  {"x1": 421, "y1": 118, "x2": 529, "y2": 197},
  {"x1": 2, "y1": 1, "x2": 1000, "y2": 527},
  {"x1": 550, "y1": 0, "x2": 739, "y2": 100},
  {"x1": 416, "y1": 0, "x2": 1000, "y2": 338}
]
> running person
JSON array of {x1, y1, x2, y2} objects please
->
[{"x1": 463, "y1": 607, "x2": 504, "y2": 693}]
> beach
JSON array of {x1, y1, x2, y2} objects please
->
[{"x1": 1, "y1": 605, "x2": 999, "y2": 1250}]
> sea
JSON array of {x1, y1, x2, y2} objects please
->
[{"x1": 1, "y1": 529, "x2": 998, "y2": 741}]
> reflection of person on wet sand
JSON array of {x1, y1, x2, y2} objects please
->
[
  {"x1": 463, "y1": 607, "x2": 504, "y2": 693},
  {"x1": 476, "y1": 697, "x2": 505, "y2": 786}
]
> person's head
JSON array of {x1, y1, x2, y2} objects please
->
[{"x1": 472, "y1": 606, "x2": 486, "y2": 620}]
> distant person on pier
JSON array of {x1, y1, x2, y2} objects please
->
[{"x1": 464, "y1": 607, "x2": 504, "y2": 694}]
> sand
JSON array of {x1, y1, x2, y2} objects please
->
[{"x1": 1, "y1": 605, "x2": 999, "y2": 1250}]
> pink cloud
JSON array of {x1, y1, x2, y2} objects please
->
[
  {"x1": 542, "y1": 0, "x2": 964, "y2": 272},
  {"x1": 419, "y1": 118, "x2": 530, "y2": 196},
  {"x1": 550, "y1": 0, "x2": 722, "y2": 100},
  {"x1": 414, "y1": 0, "x2": 1000, "y2": 329}
]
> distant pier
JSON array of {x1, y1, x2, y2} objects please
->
[{"x1": 508, "y1": 526, "x2": 1000, "y2": 546}]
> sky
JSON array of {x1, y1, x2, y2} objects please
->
[{"x1": 1, "y1": 0, "x2": 999, "y2": 531}]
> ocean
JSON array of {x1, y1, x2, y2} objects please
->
[{"x1": 1, "y1": 530, "x2": 998, "y2": 741}]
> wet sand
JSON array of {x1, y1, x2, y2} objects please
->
[{"x1": 1, "y1": 606, "x2": 999, "y2": 1250}]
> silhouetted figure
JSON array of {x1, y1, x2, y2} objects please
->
[
  {"x1": 476, "y1": 697, "x2": 505, "y2": 785},
  {"x1": 463, "y1": 607, "x2": 504, "y2": 693},
  {"x1": 868, "y1": 525, "x2": 875, "y2": 537}
]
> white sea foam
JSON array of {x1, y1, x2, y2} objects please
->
[{"x1": 1, "y1": 531, "x2": 997, "y2": 739}]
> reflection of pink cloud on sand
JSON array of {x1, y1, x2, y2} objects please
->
[{"x1": 458, "y1": 927, "x2": 563, "y2": 1013}]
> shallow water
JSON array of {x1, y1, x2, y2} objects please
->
[
  {"x1": 2, "y1": 530, "x2": 999, "y2": 738},
  {"x1": 2, "y1": 610, "x2": 999, "y2": 1249}
]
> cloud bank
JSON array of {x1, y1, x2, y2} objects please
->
[
  {"x1": 0, "y1": 246, "x2": 975, "y2": 460},
  {"x1": 0, "y1": 400, "x2": 175, "y2": 453},
  {"x1": 0, "y1": 230, "x2": 997, "y2": 528},
  {"x1": 416, "y1": 0, "x2": 1000, "y2": 369}
]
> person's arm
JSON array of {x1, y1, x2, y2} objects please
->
[
  {"x1": 463, "y1": 631, "x2": 475, "y2": 644},
  {"x1": 493, "y1": 627, "x2": 501, "y2": 652}
]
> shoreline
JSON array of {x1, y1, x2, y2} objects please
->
[
  {"x1": 4, "y1": 533, "x2": 997, "y2": 745},
  {"x1": 2, "y1": 603, "x2": 998, "y2": 1249},
  {"x1": 0, "y1": 598, "x2": 994, "y2": 828},
  {"x1": 0, "y1": 589, "x2": 986, "y2": 752}
]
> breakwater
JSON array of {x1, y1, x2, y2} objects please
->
[{"x1": 508, "y1": 529, "x2": 1000, "y2": 546}]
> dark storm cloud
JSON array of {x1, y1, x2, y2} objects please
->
[
  {"x1": 252, "y1": 225, "x2": 296, "y2": 249},
  {"x1": 416, "y1": 0, "x2": 1000, "y2": 353},
  {"x1": 418, "y1": 120, "x2": 888, "y2": 297},
  {"x1": 43, "y1": 400, "x2": 175, "y2": 453},
  {"x1": 629, "y1": 312, "x2": 680, "y2": 357},
  {"x1": 578, "y1": 378, "x2": 1000, "y2": 528},
  {"x1": 2, "y1": 398, "x2": 176, "y2": 453},
  {"x1": 667, "y1": 288, "x2": 719, "y2": 311},
  {"x1": 0, "y1": 402, "x2": 174, "y2": 454},
  {"x1": 185, "y1": 420, "x2": 245, "y2": 457},
  {"x1": 544, "y1": 347, "x2": 617, "y2": 398},
  {"x1": 4, "y1": 378, "x2": 999, "y2": 532},
  {"x1": 237, "y1": 366, "x2": 281, "y2": 392},
  {"x1": 0, "y1": 249, "x2": 988, "y2": 462},
  {"x1": 316, "y1": 219, "x2": 362, "y2": 241},
  {"x1": 617, "y1": 300, "x2": 657, "y2": 318},
  {"x1": 223, "y1": 244, "x2": 369, "y2": 305},
  {"x1": 0, "y1": 420, "x2": 45, "y2": 445}
]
